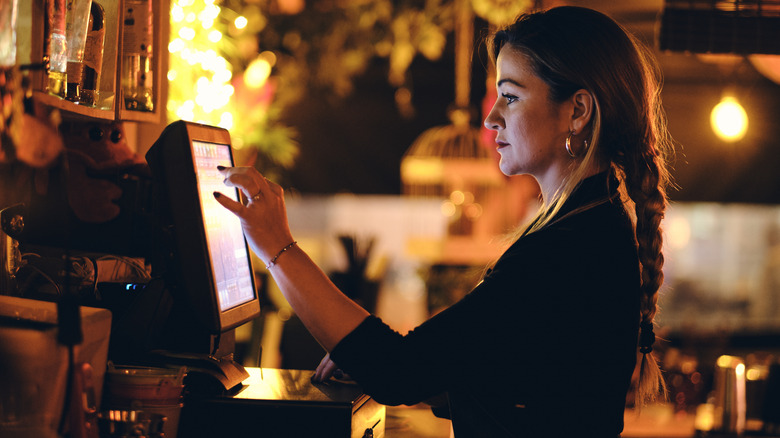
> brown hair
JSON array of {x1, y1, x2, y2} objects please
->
[{"x1": 489, "y1": 6, "x2": 672, "y2": 404}]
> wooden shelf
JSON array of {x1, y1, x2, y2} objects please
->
[
  {"x1": 33, "y1": 91, "x2": 115, "y2": 121},
  {"x1": 23, "y1": 0, "x2": 166, "y2": 124}
]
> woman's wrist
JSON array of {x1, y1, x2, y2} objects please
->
[{"x1": 265, "y1": 241, "x2": 297, "y2": 269}]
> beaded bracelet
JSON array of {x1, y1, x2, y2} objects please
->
[{"x1": 266, "y1": 241, "x2": 297, "y2": 269}]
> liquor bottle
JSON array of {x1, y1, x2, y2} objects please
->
[
  {"x1": 45, "y1": 0, "x2": 68, "y2": 98},
  {"x1": 80, "y1": 1, "x2": 104, "y2": 106},
  {"x1": 122, "y1": 0, "x2": 153, "y2": 111},
  {"x1": 0, "y1": 0, "x2": 19, "y2": 67},
  {"x1": 65, "y1": 0, "x2": 93, "y2": 102}
]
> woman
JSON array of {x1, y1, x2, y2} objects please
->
[{"x1": 215, "y1": 6, "x2": 671, "y2": 437}]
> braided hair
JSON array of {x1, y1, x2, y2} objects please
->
[{"x1": 489, "y1": 6, "x2": 672, "y2": 404}]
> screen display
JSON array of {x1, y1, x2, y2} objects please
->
[{"x1": 192, "y1": 140, "x2": 256, "y2": 312}]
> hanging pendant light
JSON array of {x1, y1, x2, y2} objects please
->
[{"x1": 711, "y1": 94, "x2": 748, "y2": 142}]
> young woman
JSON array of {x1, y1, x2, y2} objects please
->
[{"x1": 215, "y1": 6, "x2": 672, "y2": 436}]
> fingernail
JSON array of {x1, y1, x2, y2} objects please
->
[
  {"x1": 217, "y1": 165, "x2": 226, "y2": 171},
  {"x1": 213, "y1": 191, "x2": 221, "y2": 198}
]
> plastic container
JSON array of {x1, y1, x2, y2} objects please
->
[
  {"x1": 97, "y1": 409, "x2": 166, "y2": 438},
  {"x1": 103, "y1": 364, "x2": 186, "y2": 438}
]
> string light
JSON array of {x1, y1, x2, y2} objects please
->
[
  {"x1": 207, "y1": 30, "x2": 222, "y2": 43},
  {"x1": 168, "y1": 0, "x2": 236, "y2": 129}
]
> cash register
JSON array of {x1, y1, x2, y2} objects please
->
[{"x1": 142, "y1": 120, "x2": 385, "y2": 438}]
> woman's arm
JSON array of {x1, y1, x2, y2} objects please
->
[{"x1": 213, "y1": 166, "x2": 369, "y2": 351}]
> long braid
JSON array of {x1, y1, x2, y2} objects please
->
[{"x1": 624, "y1": 130, "x2": 669, "y2": 405}]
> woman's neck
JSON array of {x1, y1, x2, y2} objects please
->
[{"x1": 536, "y1": 158, "x2": 608, "y2": 204}]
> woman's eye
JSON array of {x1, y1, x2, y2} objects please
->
[{"x1": 502, "y1": 93, "x2": 517, "y2": 104}]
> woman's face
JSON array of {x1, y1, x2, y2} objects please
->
[{"x1": 483, "y1": 47, "x2": 573, "y2": 181}]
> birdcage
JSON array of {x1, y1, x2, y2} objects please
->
[{"x1": 399, "y1": 0, "x2": 543, "y2": 265}]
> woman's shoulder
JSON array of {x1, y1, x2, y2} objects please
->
[{"x1": 493, "y1": 200, "x2": 634, "y2": 269}]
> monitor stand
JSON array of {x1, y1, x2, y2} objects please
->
[{"x1": 146, "y1": 349, "x2": 250, "y2": 395}]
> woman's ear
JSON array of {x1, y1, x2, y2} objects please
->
[{"x1": 569, "y1": 89, "x2": 594, "y2": 134}]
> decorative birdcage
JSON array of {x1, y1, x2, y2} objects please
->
[{"x1": 401, "y1": 0, "x2": 519, "y2": 265}]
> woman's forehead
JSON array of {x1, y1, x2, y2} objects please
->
[{"x1": 496, "y1": 47, "x2": 536, "y2": 85}]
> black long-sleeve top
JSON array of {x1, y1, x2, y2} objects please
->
[{"x1": 330, "y1": 171, "x2": 641, "y2": 437}]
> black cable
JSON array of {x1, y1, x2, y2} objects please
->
[
  {"x1": 55, "y1": 135, "x2": 82, "y2": 437},
  {"x1": 56, "y1": 144, "x2": 82, "y2": 347},
  {"x1": 57, "y1": 344, "x2": 76, "y2": 435}
]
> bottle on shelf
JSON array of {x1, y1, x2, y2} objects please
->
[
  {"x1": 121, "y1": 0, "x2": 154, "y2": 112},
  {"x1": 79, "y1": 1, "x2": 104, "y2": 107},
  {"x1": 64, "y1": 0, "x2": 93, "y2": 102},
  {"x1": 45, "y1": 0, "x2": 68, "y2": 98},
  {"x1": 45, "y1": 0, "x2": 69, "y2": 98},
  {"x1": 0, "y1": 0, "x2": 19, "y2": 67}
]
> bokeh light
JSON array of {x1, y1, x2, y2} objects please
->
[{"x1": 710, "y1": 96, "x2": 748, "y2": 142}]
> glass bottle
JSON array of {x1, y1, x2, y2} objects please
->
[
  {"x1": 122, "y1": 0, "x2": 153, "y2": 112},
  {"x1": 45, "y1": 0, "x2": 68, "y2": 98},
  {"x1": 65, "y1": 0, "x2": 93, "y2": 102},
  {"x1": 79, "y1": 1, "x2": 104, "y2": 106},
  {"x1": 0, "y1": 0, "x2": 18, "y2": 67}
]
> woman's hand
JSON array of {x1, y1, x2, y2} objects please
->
[
  {"x1": 213, "y1": 166, "x2": 295, "y2": 265},
  {"x1": 215, "y1": 167, "x2": 369, "y2": 353},
  {"x1": 312, "y1": 353, "x2": 347, "y2": 383}
]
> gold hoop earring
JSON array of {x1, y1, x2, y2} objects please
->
[
  {"x1": 565, "y1": 131, "x2": 577, "y2": 158},
  {"x1": 565, "y1": 131, "x2": 589, "y2": 159}
]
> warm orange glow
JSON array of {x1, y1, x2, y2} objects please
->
[
  {"x1": 711, "y1": 96, "x2": 748, "y2": 142},
  {"x1": 450, "y1": 190, "x2": 465, "y2": 205},
  {"x1": 244, "y1": 58, "x2": 271, "y2": 89}
]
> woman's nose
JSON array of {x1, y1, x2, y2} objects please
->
[
  {"x1": 483, "y1": 113, "x2": 501, "y2": 131},
  {"x1": 483, "y1": 105, "x2": 502, "y2": 131}
]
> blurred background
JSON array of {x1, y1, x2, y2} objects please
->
[{"x1": 5, "y1": 0, "x2": 780, "y2": 435}]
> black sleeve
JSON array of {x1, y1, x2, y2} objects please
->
[{"x1": 329, "y1": 230, "x2": 576, "y2": 406}]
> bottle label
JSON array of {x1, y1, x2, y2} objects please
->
[
  {"x1": 66, "y1": 60, "x2": 83, "y2": 82},
  {"x1": 123, "y1": 0, "x2": 152, "y2": 55},
  {"x1": 83, "y1": 27, "x2": 105, "y2": 74}
]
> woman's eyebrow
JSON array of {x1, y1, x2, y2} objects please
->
[{"x1": 497, "y1": 78, "x2": 525, "y2": 88}]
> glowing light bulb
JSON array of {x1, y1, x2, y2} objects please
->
[
  {"x1": 711, "y1": 96, "x2": 748, "y2": 142},
  {"x1": 235, "y1": 16, "x2": 248, "y2": 29}
]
